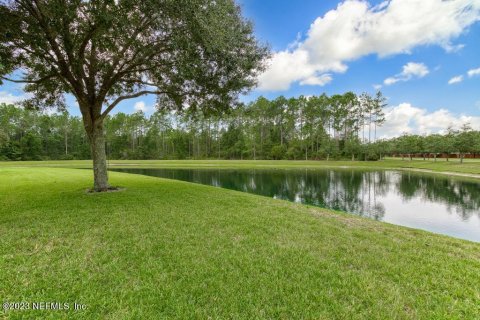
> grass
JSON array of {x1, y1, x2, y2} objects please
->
[
  {"x1": 1, "y1": 166, "x2": 479, "y2": 319},
  {"x1": 1, "y1": 158, "x2": 480, "y2": 176}
]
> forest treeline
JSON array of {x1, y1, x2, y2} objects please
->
[{"x1": 1, "y1": 92, "x2": 479, "y2": 162}]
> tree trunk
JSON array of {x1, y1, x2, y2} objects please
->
[
  {"x1": 64, "y1": 131, "x2": 68, "y2": 155},
  {"x1": 369, "y1": 112, "x2": 372, "y2": 143},
  {"x1": 362, "y1": 120, "x2": 365, "y2": 143},
  {"x1": 88, "y1": 122, "x2": 109, "y2": 191},
  {"x1": 280, "y1": 125, "x2": 283, "y2": 146}
]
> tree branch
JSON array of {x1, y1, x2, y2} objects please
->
[
  {"x1": 120, "y1": 79, "x2": 157, "y2": 86},
  {"x1": 100, "y1": 90, "x2": 165, "y2": 119},
  {"x1": 1, "y1": 73, "x2": 57, "y2": 84},
  {"x1": 28, "y1": 0, "x2": 84, "y2": 97},
  {"x1": 97, "y1": 15, "x2": 154, "y2": 99}
]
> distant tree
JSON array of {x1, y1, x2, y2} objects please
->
[
  {"x1": 19, "y1": 131, "x2": 42, "y2": 160},
  {"x1": 0, "y1": 103, "x2": 18, "y2": 145},
  {"x1": 270, "y1": 96, "x2": 289, "y2": 147},
  {"x1": 374, "y1": 139, "x2": 392, "y2": 160},
  {"x1": 444, "y1": 126, "x2": 457, "y2": 161},
  {"x1": 55, "y1": 112, "x2": 71, "y2": 157},
  {"x1": 424, "y1": 134, "x2": 443, "y2": 161},
  {"x1": 344, "y1": 137, "x2": 361, "y2": 161},
  {"x1": 417, "y1": 135, "x2": 427, "y2": 160},
  {"x1": 358, "y1": 92, "x2": 370, "y2": 143},
  {"x1": 474, "y1": 131, "x2": 480, "y2": 158},
  {"x1": 1, "y1": 0, "x2": 267, "y2": 190},
  {"x1": 372, "y1": 91, "x2": 387, "y2": 142},
  {"x1": 455, "y1": 123, "x2": 475, "y2": 163},
  {"x1": 270, "y1": 145, "x2": 286, "y2": 160},
  {"x1": 397, "y1": 133, "x2": 421, "y2": 160}
]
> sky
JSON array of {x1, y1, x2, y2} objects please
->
[{"x1": 1, "y1": 0, "x2": 480, "y2": 138}]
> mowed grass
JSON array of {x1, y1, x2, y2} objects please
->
[
  {"x1": 1, "y1": 167, "x2": 480, "y2": 319},
  {"x1": 1, "y1": 158, "x2": 480, "y2": 176}
]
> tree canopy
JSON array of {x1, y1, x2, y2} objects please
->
[
  {"x1": 0, "y1": 0, "x2": 267, "y2": 190},
  {"x1": 1, "y1": 0, "x2": 267, "y2": 113}
]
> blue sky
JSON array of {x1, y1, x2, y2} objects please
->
[
  {"x1": 237, "y1": 0, "x2": 480, "y2": 137},
  {"x1": 1, "y1": 0, "x2": 480, "y2": 137},
  {"x1": 239, "y1": 0, "x2": 480, "y2": 109}
]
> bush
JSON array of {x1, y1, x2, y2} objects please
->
[
  {"x1": 59, "y1": 154, "x2": 75, "y2": 160},
  {"x1": 286, "y1": 146, "x2": 301, "y2": 160},
  {"x1": 365, "y1": 152, "x2": 379, "y2": 161},
  {"x1": 270, "y1": 145, "x2": 286, "y2": 160}
]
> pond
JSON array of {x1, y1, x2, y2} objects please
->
[{"x1": 110, "y1": 168, "x2": 480, "y2": 242}]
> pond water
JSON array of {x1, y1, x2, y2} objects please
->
[{"x1": 111, "y1": 168, "x2": 480, "y2": 242}]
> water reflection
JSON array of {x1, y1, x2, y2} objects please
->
[
  {"x1": 111, "y1": 168, "x2": 480, "y2": 242},
  {"x1": 396, "y1": 172, "x2": 480, "y2": 220}
]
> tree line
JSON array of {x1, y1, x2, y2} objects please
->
[
  {"x1": 386, "y1": 124, "x2": 480, "y2": 162},
  {"x1": 1, "y1": 92, "x2": 479, "y2": 162}
]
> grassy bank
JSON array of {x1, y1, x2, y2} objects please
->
[
  {"x1": 1, "y1": 158, "x2": 480, "y2": 176},
  {"x1": 1, "y1": 167, "x2": 479, "y2": 319}
]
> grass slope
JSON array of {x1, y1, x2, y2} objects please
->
[
  {"x1": 1, "y1": 167, "x2": 479, "y2": 319},
  {"x1": 1, "y1": 158, "x2": 480, "y2": 176}
]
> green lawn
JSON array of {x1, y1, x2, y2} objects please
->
[
  {"x1": 1, "y1": 166, "x2": 479, "y2": 319},
  {"x1": 1, "y1": 158, "x2": 480, "y2": 176}
]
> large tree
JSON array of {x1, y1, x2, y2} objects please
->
[{"x1": 0, "y1": 0, "x2": 267, "y2": 190}]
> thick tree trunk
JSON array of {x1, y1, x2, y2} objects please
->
[{"x1": 88, "y1": 122, "x2": 109, "y2": 191}]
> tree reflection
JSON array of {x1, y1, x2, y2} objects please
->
[
  {"x1": 396, "y1": 173, "x2": 480, "y2": 220},
  {"x1": 113, "y1": 168, "x2": 480, "y2": 221}
]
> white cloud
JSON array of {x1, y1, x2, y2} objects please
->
[
  {"x1": 467, "y1": 67, "x2": 480, "y2": 77},
  {"x1": 299, "y1": 74, "x2": 333, "y2": 86},
  {"x1": 376, "y1": 103, "x2": 480, "y2": 138},
  {"x1": 134, "y1": 101, "x2": 148, "y2": 113},
  {"x1": 133, "y1": 101, "x2": 157, "y2": 114},
  {"x1": 402, "y1": 62, "x2": 429, "y2": 78},
  {"x1": 258, "y1": 0, "x2": 480, "y2": 91},
  {"x1": 446, "y1": 67, "x2": 480, "y2": 84},
  {"x1": 373, "y1": 84, "x2": 382, "y2": 90},
  {"x1": 448, "y1": 75, "x2": 463, "y2": 84},
  {"x1": 443, "y1": 43, "x2": 465, "y2": 53},
  {"x1": 0, "y1": 91, "x2": 26, "y2": 105},
  {"x1": 257, "y1": 49, "x2": 344, "y2": 90},
  {"x1": 384, "y1": 77, "x2": 399, "y2": 86},
  {"x1": 383, "y1": 62, "x2": 429, "y2": 86}
]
